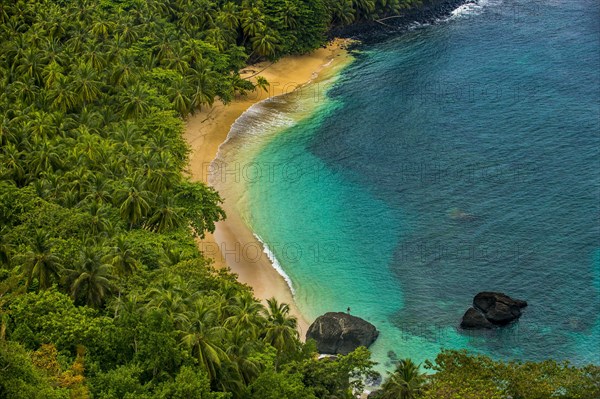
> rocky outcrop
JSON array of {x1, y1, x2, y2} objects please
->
[
  {"x1": 306, "y1": 312, "x2": 379, "y2": 355},
  {"x1": 461, "y1": 307, "x2": 494, "y2": 329},
  {"x1": 461, "y1": 292, "x2": 528, "y2": 329}
]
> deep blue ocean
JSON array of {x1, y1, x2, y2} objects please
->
[{"x1": 217, "y1": 0, "x2": 600, "y2": 369}]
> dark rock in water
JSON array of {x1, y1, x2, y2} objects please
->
[
  {"x1": 387, "y1": 350, "x2": 398, "y2": 361},
  {"x1": 474, "y1": 292, "x2": 527, "y2": 325},
  {"x1": 328, "y1": 0, "x2": 471, "y2": 44},
  {"x1": 460, "y1": 307, "x2": 494, "y2": 329},
  {"x1": 306, "y1": 312, "x2": 379, "y2": 355},
  {"x1": 461, "y1": 292, "x2": 527, "y2": 329}
]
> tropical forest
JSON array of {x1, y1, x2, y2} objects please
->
[{"x1": 0, "y1": 0, "x2": 598, "y2": 398}]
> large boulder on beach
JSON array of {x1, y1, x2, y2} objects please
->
[
  {"x1": 461, "y1": 292, "x2": 528, "y2": 329},
  {"x1": 306, "y1": 312, "x2": 379, "y2": 355}
]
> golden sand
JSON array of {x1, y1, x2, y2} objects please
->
[{"x1": 184, "y1": 39, "x2": 354, "y2": 337}]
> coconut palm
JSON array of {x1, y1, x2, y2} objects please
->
[
  {"x1": 167, "y1": 76, "x2": 192, "y2": 116},
  {"x1": 1, "y1": 143, "x2": 27, "y2": 186},
  {"x1": 118, "y1": 83, "x2": 152, "y2": 118},
  {"x1": 49, "y1": 76, "x2": 77, "y2": 112},
  {"x1": 188, "y1": 67, "x2": 217, "y2": 110},
  {"x1": 83, "y1": 173, "x2": 113, "y2": 204},
  {"x1": 380, "y1": 358, "x2": 425, "y2": 399},
  {"x1": 70, "y1": 62, "x2": 103, "y2": 105},
  {"x1": 20, "y1": 230, "x2": 62, "y2": 290},
  {"x1": 250, "y1": 29, "x2": 281, "y2": 59},
  {"x1": 87, "y1": 201, "x2": 113, "y2": 236},
  {"x1": 223, "y1": 327, "x2": 262, "y2": 389},
  {"x1": 146, "y1": 195, "x2": 185, "y2": 233},
  {"x1": 180, "y1": 299, "x2": 229, "y2": 381},
  {"x1": 15, "y1": 48, "x2": 44, "y2": 85},
  {"x1": 67, "y1": 246, "x2": 116, "y2": 308},
  {"x1": 0, "y1": 226, "x2": 12, "y2": 266},
  {"x1": 241, "y1": 8, "x2": 264, "y2": 39},
  {"x1": 333, "y1": 0, "x2": 356, "y2": 25},
  {"x1": 27, "y1": 110, "x2": 56, "y2": 140},
  {"x1": 146, "y1": 284, "x2": 189, "y2": 328},
  {"x1": 261, "y1": 297, "x2": 299, "y2": 353},
  {"x1": 217, "y1": 4, "x2": 239, "y2": 32},
  {"x1": 27, "y1": 138, "x2": 62, "y2": 176},
  {"x1": 116, "y1": 174, "x2": 153, "y2": 228},
  {"x1": 225, "y1": 292, "x2": 265, "y2": 338},
  {"x1": 105, "y1": 235, "x2": 139, "y2": 276}
]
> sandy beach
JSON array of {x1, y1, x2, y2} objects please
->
[{"x1": 184, "y1": 39, "x2": 353, "y2": 337}]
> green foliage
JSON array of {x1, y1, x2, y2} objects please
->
[
  {"x1": 88, "y1": 363, "x2": 150, "y2": 399},
  {"x1": 248, "y1": 366, "x2": 317, "y2": 399},
  {"x1": 156, "y1": 365, "x2": 226, "y2": 399},
  {"x1": 417, "y1": 350, "x2": 600, "y2": 399},
  {"x1": 380, "y1": 358, "x2": 425, "y2": 399},
  {"x1": 1, "y1": 1, "x2": 597, "y2": 398},
  {"x1": 0, "y1": 341, "x2": 69, "y2": 399},
  {"x1": 291, "y1": 346, "x2": 379, "y2": 398},
  {"x1": 176, "y1": 181, "x2": 226, "y2": 238},
  {"x1": 6, "y1": 289, "x2": 118, "y2": 366}
]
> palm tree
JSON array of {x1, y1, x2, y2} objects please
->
[
  {"x1": 118, "y1": 83, "x2": 152, "y2": 118},
  {"x1": 113, "y1": 121, "x2": 143, "y2": 153},
  {"x1": 105, "y1": 235, "x2": 139, "y2": 276},
  {"x1": 188, "y1": 67, "x2": 216, "y2": 111},
  {"x1": 146, "y1": 283, "x2": 189, "y2": 328},
  {"x1": 89, "y1": 20, "x2": 115, "y2": 41},
  {"x1": 255, "y1": 76, "x2": 269, "y2": 93},
  {"x1": 83, "y1": 173, "x2": 113, "y2": 204},
  {"x1": 241, "y1": 8, "x2": 264, "y2": 39},
  {"x1": 84, "y1": 42, "x2": 108, "y2": 72},
  {"x1": 261, "y1": 298, "x2": 299, "y2": 353},
  {"x1": 352, "y1": 0, "x2": 376, "y2": 18},
  {"x1": 282, "y1": 1, "x2": 299, "y2": 28},
  {"x1": 67, "y1": 246, "x2": 116, "y2": 308},
  {"x1": 224, "y1": 328, "x2": 262, "y2": 388},
  {"x1": 167, "y1": 76, "x2": 192, "y2": 116},
  {"x1": 180, "y1": 299, "x2": 229, "y2": 381},
  {"x1": 49, "y1": 76, "x2": 77, "y2": 112},
  {"x1": 116, "y1": 174, "x2": 152, "y2": 228},
  {"x1": 1, "y1": 143, "x2": 27, "y2": 186},
  {"x1": 146, "y1": 195, "x2": 185, "y2": 233},
  {"x1": 333, "y1": 0, "x2": 356, "y2": 25},
  {"x1": 15, "y1": 48, "x2": 44, "y2": 86},
  {"x1": 70, "y1": 62, "x2": 103, "y2": 105},
  {"x1": 27, "y1": 138, "x2": 62, "y2": 176},
  {"x1": 110, "y1": 56, "x2": 137, "y2": 87},
  {"x1": 27, "y1": 110, "x2": 56, "y2": 140},
  {"x1": 0, "y1": 226, "x2": 12, "y2": 266},
  {"x1": 225, "y1": 292, "x2": 265, "y2": 338},
  {"x1": 250, "y1": 29, "x2": 280, "y2": 59},
  {"x1": 20, "y1": 230, "x2": 62, "y2": 290},
  {"x1": 380, "y1": 358, "x2": 425, "y2": 399},
  {"x1": 87, "y1": 201, "x2": 113, "y2": 236},
  {"x1": 217, "y1": 4, "x2": 239, "y2": 32}
]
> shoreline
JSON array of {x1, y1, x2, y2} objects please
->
[{"x1": 184, "y1": 39, "x2": 354, "y2": 337}]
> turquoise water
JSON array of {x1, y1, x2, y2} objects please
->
[{"x1": 218, "y1": 0, "x2": 600, "y2": 369}]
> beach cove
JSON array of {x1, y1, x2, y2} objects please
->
[
  {"x1": 186, "y1": 0, "x2": 599, "y2": 370},
  {"x1": 184, "y1": 39, "x2": 354, "y2": 337}
]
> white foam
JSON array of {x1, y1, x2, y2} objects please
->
[
  {"x1": 448, "y1": 0, "x2": 499, "y2": 20},
  {"x1": 254, "y1": 233, "x2": 296, "y2": 296}
]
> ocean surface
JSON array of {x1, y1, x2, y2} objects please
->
[{"x1": 214, "y1": 0, "x2": 600, "y2": 370}]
